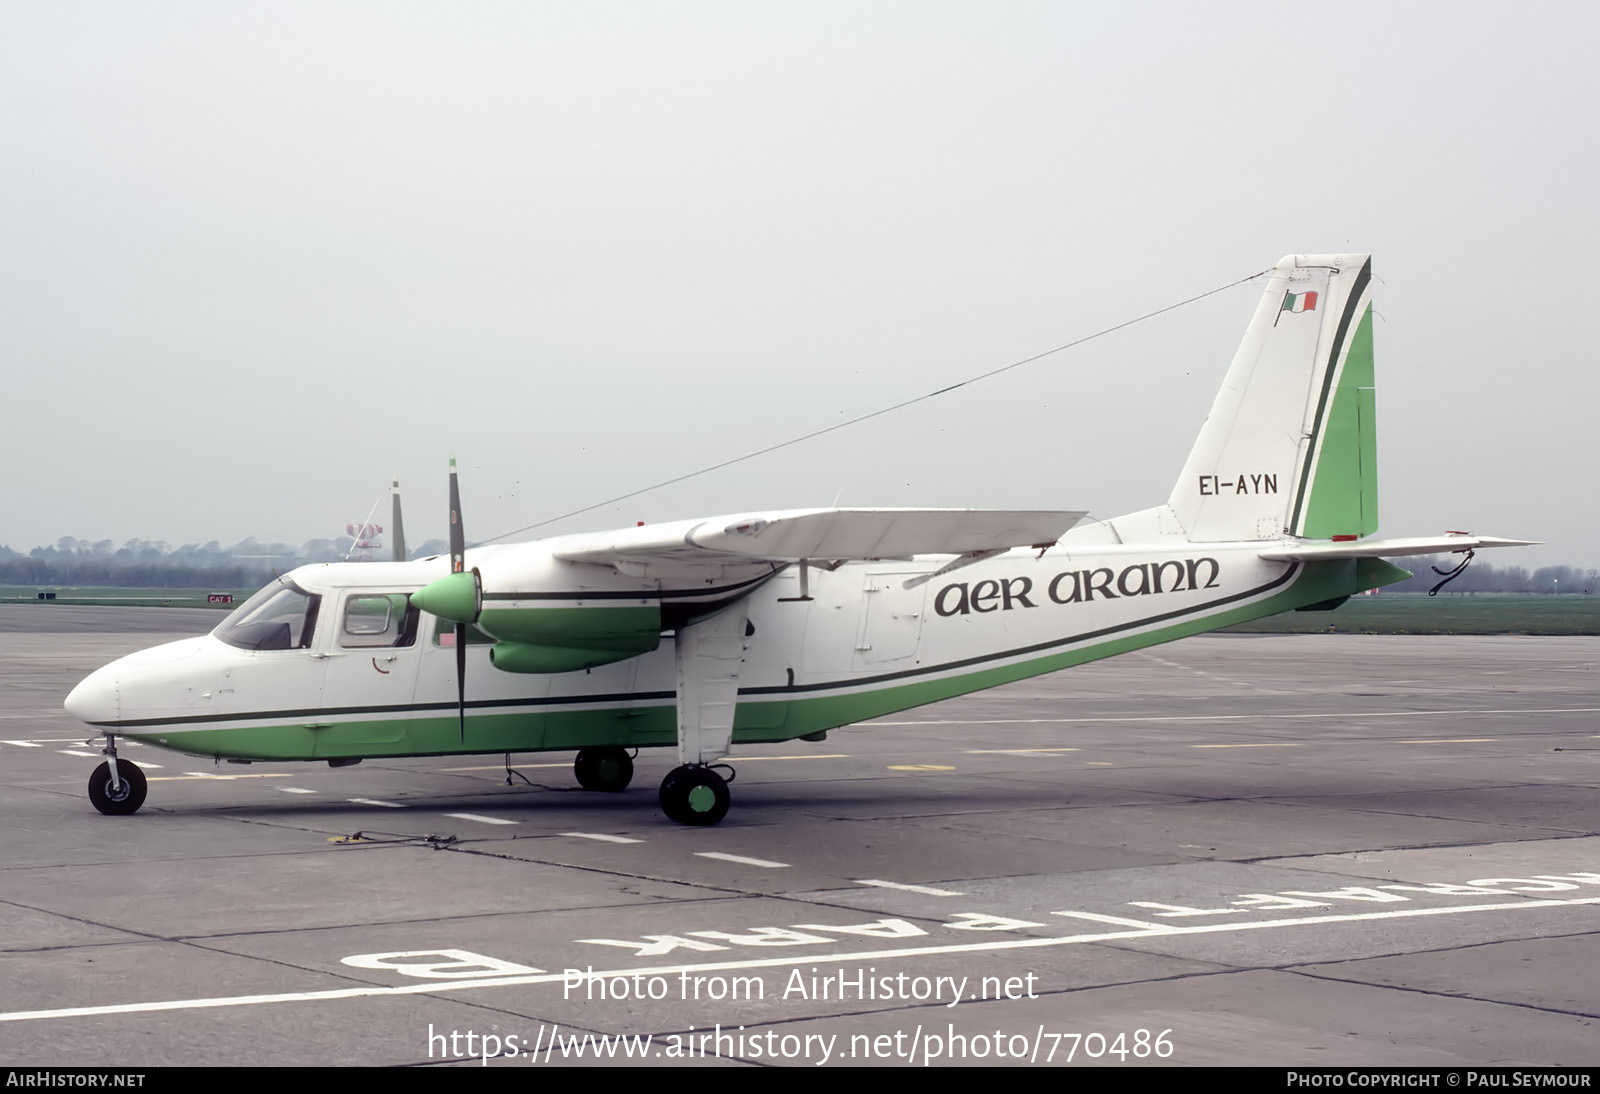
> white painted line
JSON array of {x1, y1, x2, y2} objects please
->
[
  {"x1": 1052, "y1": 910, "x2": 1172, "y2": 931},
  {"x1": 151, "y1": 773, "x2": 289, "y2": 781},
  {"x1": 57, "y1": 750, "x2": 97, "y2": 758},
  {"x1": 856, "y1": 879, "x2": 964, "y2": 896},
  {"x1": 277, "y1": 787, "x2": 315, "y2": 795},
  {"x1": 348, "y1": 798, "x2": 405, "y2": 808},
  {"x1": 444, "y1": 813, "x2": 517, "y2": 826},
  {"x1": 2, "y1": 740, "x2": 41, "y2": 747},
  {"x1": 967, "y1": 748, "x2": 1079, "y2": 754},
  {"x1": 694, "y1": 852, "x2": 791, "y2": 868},
  {"x1": 138, "y1": 763, "x2": 162, "y2": 770},
  {"x1": 5, "y1": 896, "x2": 1596, "y2": 1024},
  {"x1": 1396, "y1": 738, "x2": 1498, "y2": 744},
  {"x1": 866, "y1": 706, "x2": 1600, "y2": 727},
  {"x1": 562, "y1": 832, "x2": 644, "y2": 844},
  {"x1": 1191, "y1": 743, "x2": 1301, "y2": 749}
]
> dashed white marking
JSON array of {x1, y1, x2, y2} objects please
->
[
  {"x1": 1192, "y1": 743, "x2": 1300, "y2": 749},
  {"x1": 562, "y1": 832, "x2": 643, "y2": 844},
  {"x1": 856, "y1": 879, "x2": 964, "y2": 896},
  {"x1": 1397, "y1": 738, "x2": 1498, "y2": 744},
  {"x1": 348, "y1": 798, "x2": 405, "y2": 808},
  {"x1": 277, "y1": 787, "x2": 316, "y2": 795},
  {"x1": 865, "y1": 706, "x2": 1600, "y2": 727},
  {"x1": 444, "y1": 813, "x2": 517, "y2": 826},
  {"x1": 150, "y1": 773, "x2": 289, "y2": 782},
  {"x1": 967, "y1": 747, "x2": 1079, "y2": 754},
  {"x1": 5, "y1": 896, "x2": 1596, "y2": 1024},
  {"x1": 2, "y1": 740, "x2": 42, "y2": 747},
  {"x1": 694, "y1": 852, "x2": 790, "y2": 868},
  {"x1": 1052, "y1": 910, "x2": 1170, "y2": 931},
  {"x1": 57, "y1": 750, "x2": 97, "y2": 758}
]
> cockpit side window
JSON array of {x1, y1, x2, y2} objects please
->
[
  {"x1": 214, "y1": 581, "x2": 322, "y2": 651},
  {"x1": 340, "y1": 593, "x2": 421, "y2": 649}
]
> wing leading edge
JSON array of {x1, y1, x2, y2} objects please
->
[{"x1": 550, "y1": 508, "x2": 1086, "y2": 568}]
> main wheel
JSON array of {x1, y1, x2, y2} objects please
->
[
  {"x1": 658, "y1": 765, "x2": 730, "y2": 826},
  {"x1": 88, "y1": 759, "x2": 147, "y2": 816},
  {"x1": 574, "y1": 747, "x2": 634, "y2": 792}
]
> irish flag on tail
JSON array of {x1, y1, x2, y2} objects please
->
[{"x1": 1281, "y1": 290, "x2": 1318, "y2": 314}]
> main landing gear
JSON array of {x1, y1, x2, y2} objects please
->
[
  {"x1": 87, "y1": 735, "x2": 147, "y2": 816},
  {"x1": 658, "y1": 765, "x2": 732, "y2": 826},
  {"x1": 573, "y1": 746, "x2": 634, "y2": 793}
]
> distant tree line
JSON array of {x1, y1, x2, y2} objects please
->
[
  {"x1": 1380, "y1": 557, "x2": 1596, "y2": 595},
  {"x1": 0, "y1": 537, "x2": 450, "y2": 589}
]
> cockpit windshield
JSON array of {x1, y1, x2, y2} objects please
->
[{"x1": 213, "y1": 579, "x2": 322, "y2": 651}]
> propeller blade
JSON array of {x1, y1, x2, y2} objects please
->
[
  {"x1": 391, "y1": 479, "x2": 407, "y2": 562},
  {"x1": 448, "y1": 456, "x2": 465, "y2": 574},
  {"x1": 456, "y1": 623, "x2": 467, "y2": 743},
  {"x1": 448, "y1": 458, "x2": 468, "y2": 741}
]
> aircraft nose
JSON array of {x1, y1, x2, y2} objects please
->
[{"x1": 64, "y1": 671, "x2": 117, "y2": 725}]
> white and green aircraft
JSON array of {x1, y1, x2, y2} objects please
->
[{"x1": 64, "y1": 254, "x2": 1530, "y2": 825}]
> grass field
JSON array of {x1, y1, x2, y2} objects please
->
[{"x1": 1225, "y1": 594, "x2": 1600, "y2": 636}]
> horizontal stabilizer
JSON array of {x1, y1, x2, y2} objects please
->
[
  {"x1": 1259, "y1": 534, "x2": 1538, "y2": 561},
  {"x1": 553, "y1": 508, "x2": 1085, "y2": 567}
]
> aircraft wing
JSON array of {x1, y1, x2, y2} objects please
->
[
  {"x1": 1259, "y1": 534, "x2": 1537, "y2": 561},
  {"x1": 551, "y1": 508, "x2": 1086, "y2": 568}
]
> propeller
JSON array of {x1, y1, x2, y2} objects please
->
[{"x1": 409, "y1": 458, "x2": 483, "y2": 742}]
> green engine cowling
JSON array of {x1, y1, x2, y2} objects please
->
[
  {"x1": 483, "y1": 603, "x2": 662, "y2": 674},
  {"x1": 412, "y1": 569, "x2": 664, "y2": 674}
]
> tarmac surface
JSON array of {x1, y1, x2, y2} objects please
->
[{"x1": 1, "y1": 605, "x2": 1596, "y2": 1068}]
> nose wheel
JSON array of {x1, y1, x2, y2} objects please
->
[
  {"x1": 88, "y1": 758, "x2": 147, "y2": 816},
  {"x1": 658, "y1": 765, "x2": 731, "y2": 826}
]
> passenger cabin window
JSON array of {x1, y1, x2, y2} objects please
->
[
  {"x1": 341, "y1": 594, "x2": 420, "y2": 648},
  {"x1": 214, "y1": 580, "x2": 322, "y2": 651}
]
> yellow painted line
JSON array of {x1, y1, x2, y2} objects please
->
[
  {"x1": 724, "y1": 754, "x2": 851, "y2": 762},
  {"x1": 1190, "y1": 743, "x2": 1302, "y2": 749},
  {"x1": 149, "y1": 773, "x2": 293, "y2": 781},
  {"x1": 1396, "y1": 738, "x2": 1499, "y2": 744},
  {"x1": 1086, "y1": 762, "x2": 1114, "y2": 766},
  {"x1": 888, "y1": 764, "x2": 955, "y2": 771},
  {"x1": 967, "y1": 747, "x2": 1080, "y2": 754},
  {"x1": 438, "y1": 763, "x2": 571, "y2": 772}
]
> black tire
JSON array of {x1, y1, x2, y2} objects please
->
[
  {"x1": 88, "y1": 759, "x2": 147, "y2": 816},
  {"x1": 658, "y1": 766, "x2": 690, "y2": 822},
  {"x1": 658, "y1": 765, "x2": 730, "y2": 826},
  {"x1": 574, "y1": 747, "x2": 633, "y2": 793}
]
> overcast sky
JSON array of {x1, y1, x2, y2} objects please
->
[{"x1": 3, "y1": 2, "x2": 1595, "y2": 570}]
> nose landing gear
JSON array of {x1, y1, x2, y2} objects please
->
[{"x1": 88, "y1": 736, "x2": 147, "y2": 815}]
